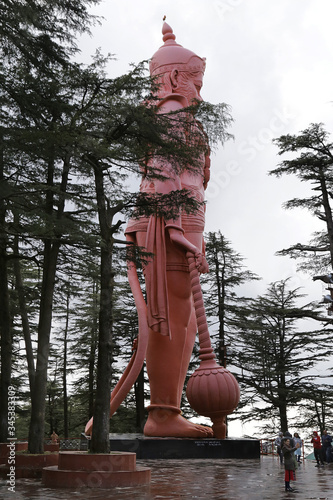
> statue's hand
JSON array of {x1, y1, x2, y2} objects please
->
[
  {"x1": 167, "y1": 226, "x2": 209, "y2": 273},
  {"x1": 194, "y1": 252, "x2": 209, "y2": 274}
]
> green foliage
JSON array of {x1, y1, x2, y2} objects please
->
[
  {"x1": 231, "y1": 278, "x2": 333, "y2": 432},
  {"x1": 201, "y1": 231, "x2": 260, "y2": 366},
  {"x1": 271, "y1": 123, "x2": 333, "y2": 273},
  {"x1": 0, "y1": 0, "x2": 99, "y2": 64},
  {"x1": 109, "y1": 405, "x2": 139, "y2": 434}
]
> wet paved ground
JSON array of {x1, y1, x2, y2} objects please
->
[{"x1": 0, "y1": 455, "x2": 332, "y2": 499}]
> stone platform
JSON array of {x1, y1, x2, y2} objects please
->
[
  {"x1": 81, "y1": 433, "x2": 260, "y2": 459},
  {"x1": 42, "y1": 451, "x2": 151, "y2": 488},
  {"x1": 0, "y1": 444, "x2": 58, "y2": 479}
]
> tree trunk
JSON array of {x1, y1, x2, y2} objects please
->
[
  {"x1": 28, "y1": 240, "x2": 61, "y2": 453},
  {"x1": 0, "y1": 227, "x2": 12, "y2": 443},
  {"x1": 90, "y1": 165, "x2": 113, "y2": 453},
  {"x1": 212, "y1": 237, "x2": 227, "y2": 368},
  {"x1": 278, "y1": 360, "x2": 288, "y2": 433},
  {"x1": 88, "y1": 280, "x2": 98, "y2": 419},
  {"x1": 319, "y1": 167, "x2": 333, "y2": 267},
  {"x1": 88, "y1": 338, "x2": 96, "y2": 419},
  {"x1": 28, "y1": 152, "x2": 69, "y2": 453},
  {"x1": 279, "y1": 404, "x2": 288, "y2": 434},
  {"x1": 63, "y1": 291, "x2": 69, "y2": 439},
  {"x1": 0, "y1": 136, "x2": 12, "y2": 443},
  {"x1": 13, "y1": 228, "x2": 36, "y2": 393},
  {"x1": 135, "y1": 366, "x2": 145, "y2": 432}
]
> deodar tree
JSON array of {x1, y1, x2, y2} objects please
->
[
  {"x1": 201, "y1": 231, "x2": 260, "y2": 368},
  {"x1": 0, "y1": 0, "x2": 99, "y2": 450},
  {"x1": 270, "y1": 123, "x2": 333, "y2": 273},
  {"x1": 232, "y1": 278, "x2": 333, "y2": 433}
]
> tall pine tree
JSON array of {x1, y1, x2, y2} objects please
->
[{"x1": 232, "y1": 279, "x2": 333, "y2": 433}]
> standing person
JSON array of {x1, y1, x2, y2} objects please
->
[
  {"x1": 311, "y1": 431, "x2": 324, "y2": 467},
  {"x1": 281, "y1": 430, "x2": 295, "y2": 448},
  {"x1": 321, "y1": 429, "x2": 332, "y2": 463},
  {"x1": 275, "y1": 431, "x2": 284, "y2": 464},
  {"x1": 51, "y1": 431, "x2": 58, "y2": 443},
  {"x1": 282, "y1": 438, "x2": 300, "y2": 492},
  {"x1": 293, "y1": 432, "x2": 302, "y2": 463}
]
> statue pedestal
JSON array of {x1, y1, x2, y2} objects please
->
[
  {"x1": 80, "y1": 434, "x2": 260, "y2": 459},
  {"x1": 42, "y1": 451, "x2": 151, "y2": 488}
]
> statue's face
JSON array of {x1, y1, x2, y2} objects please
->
[{"x1": 183, "y1": 72, "x2": 203, "y2": 105}]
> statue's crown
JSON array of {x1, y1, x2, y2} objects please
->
[{"x1": 149, "y1": 22, "x2": 206, "y2": 75}]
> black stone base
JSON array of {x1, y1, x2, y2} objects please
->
[{"x1": 81, "y1": 433, "x2": 260, "y2": 459}]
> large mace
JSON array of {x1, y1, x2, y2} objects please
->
[{"x1": 186, "y1": 253, "x2": 240, "y2": 439}]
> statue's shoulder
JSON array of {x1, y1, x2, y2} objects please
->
[{"x1": 157, "y1": 93, "x2": 189, "y2": 112}]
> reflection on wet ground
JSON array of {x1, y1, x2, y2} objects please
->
[{"x1": 1, "y1": 456, "x2": 333, "y2": 499}]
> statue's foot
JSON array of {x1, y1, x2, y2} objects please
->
[{"x1": 144, "y1": 408, "x2": 213, "y2": 438}]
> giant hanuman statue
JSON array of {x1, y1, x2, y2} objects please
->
[{"x1": 86, "y1": 21, "x2": 239, "y2": 440}]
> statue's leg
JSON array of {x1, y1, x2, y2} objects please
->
[
  {"x1": 145, "y1": 267, "x2": 192, "y2": 410},
  {"x1": 140, "y1": 231, "x2": 212, "y2": 438}
]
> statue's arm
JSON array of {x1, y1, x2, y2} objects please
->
[{"x1": 153, "y1": 97, "x2": 208, "y2": 272}]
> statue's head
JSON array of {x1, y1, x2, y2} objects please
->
[{"x1": 150, "y1": 22, "x2": 206, "y2": 104}]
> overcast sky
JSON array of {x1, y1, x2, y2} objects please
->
[
  {"x1": 77, "y1": 0, "x2": 333, "y2": 436},
  {"x1": 78, "y1": 0, "x2": 333, "y2": 304}
]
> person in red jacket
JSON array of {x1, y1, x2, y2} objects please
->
[{"x1": 311, "y1": 431, "x2": 324, "y2": 467}]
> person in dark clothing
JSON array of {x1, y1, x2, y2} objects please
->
[
  {"x1": 281, "y1": 430, "x2": 295, "y2": 449},
  {"x1": 311, "y1": 431, "x2": 324, "y2": 467},
  {"x1": 282, "y1": 438, "x2": 300, "y2": 492},
  {"x1": 321, "y1": 429, "x2": 332, "y2": 463}
]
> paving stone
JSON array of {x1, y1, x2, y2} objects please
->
[{"x1": 0, "y1": 455, "x2": 332, "y2": 499}]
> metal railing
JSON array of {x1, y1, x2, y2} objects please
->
[
  {"x1": 260, "y1": 439, "x2": 304, "y2": 459},
  {"x1": 44, "y1": 438, "x2": 81, "y2": 450}
]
